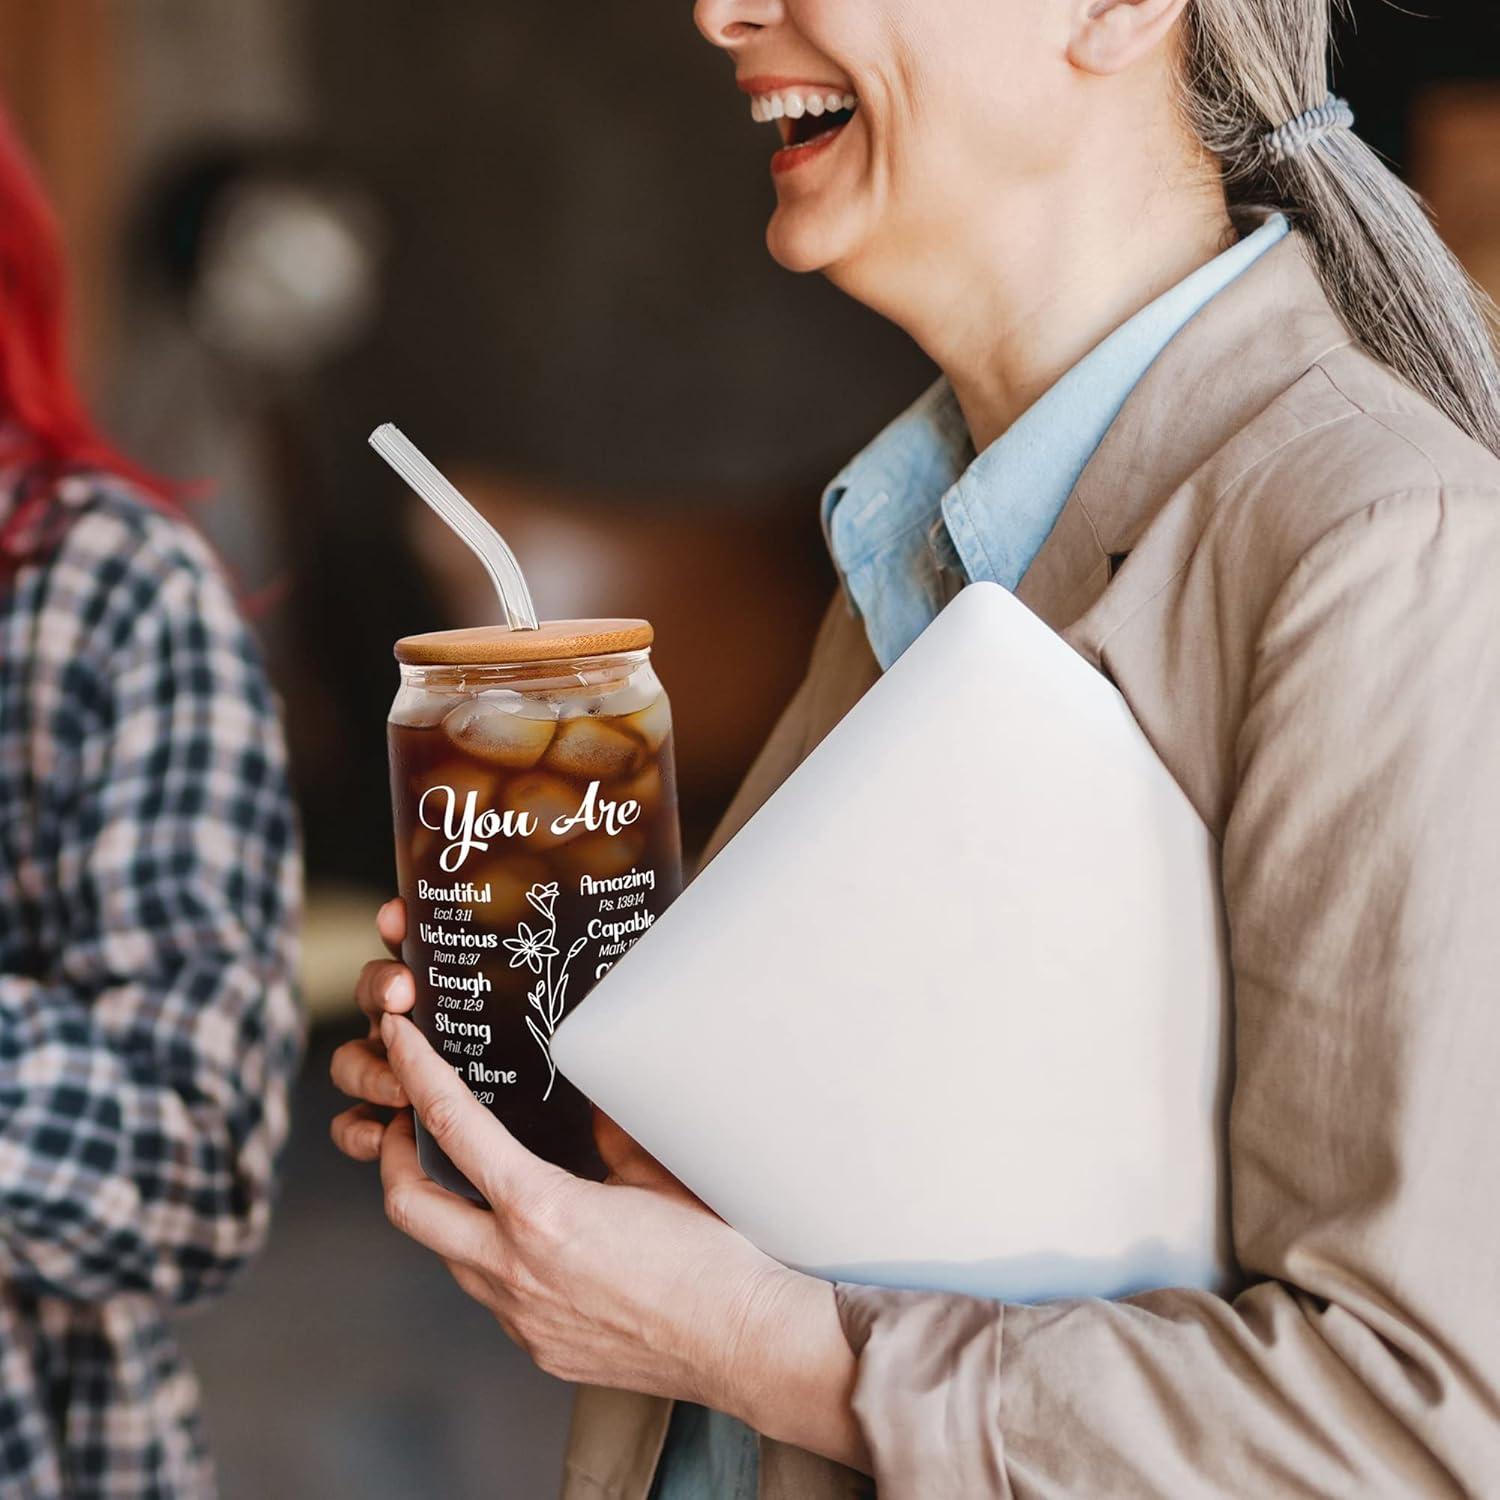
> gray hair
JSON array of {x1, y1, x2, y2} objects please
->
[{"x1": 1179, "y1": 0, "x2": 1500, "y2": 455}]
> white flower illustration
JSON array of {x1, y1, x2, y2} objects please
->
[
  {"x1": 503, "y1": 922, "x2": 558, "y2": 974},
  {"x1": 516, "y1": 883, "x2": 591, "y2": 1101},
  {"x1": 526, "y1": 881, "x2": 560, "y2": 921}
]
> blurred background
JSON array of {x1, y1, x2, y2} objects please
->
[{"x1": 2, "y1": 1, "x2": 1496, "y2": 1495}]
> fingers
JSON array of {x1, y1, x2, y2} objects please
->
[
  {"x1": 378, "y1": 1109, "x2": 501, "y2": 1266},
  {"x1": 333, "y1": 908, "x2": 412, "y2": 1165},
  {"x1": 330, "y1": 1035, "x2": 408, "y2": 1108},
  {"x1": 355, "y1": 958, "x2": 416, "y2": 1024},
  {"x1": 377, "y1": 897, "x2": 407, "y2": 958},
  {"x1": 331, "y1": 1103, "x2": 387, "y2": 1162},
  {"x1": 594, "y1": 1109, "x2": 663, "y2": 1183},
  {"x1": 381, "y1": 1013, "x2": 570, "y2": 1211},
  {"x1": 592, "y1": 1107, "x2": 634, "y2": 1168}
]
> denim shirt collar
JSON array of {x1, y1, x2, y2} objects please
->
[{"x1": 820, "y1": 213, "x2": 1291, "y2": 669}]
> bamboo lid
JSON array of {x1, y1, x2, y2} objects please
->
[{"x1": 394, "y1": 618, "x2": 653, "y2": 666}]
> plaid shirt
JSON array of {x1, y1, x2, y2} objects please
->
[{"x1": 0, "y1": 471, "x2": 302, "y2": 1498}]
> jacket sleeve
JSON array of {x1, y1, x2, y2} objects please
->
[
  {"x1": 832, "y1": 487, "x2": 1500, "y2": 1497},
  {"x1": 0, "y1": 519, "x2": 303, "y2": 1307}
]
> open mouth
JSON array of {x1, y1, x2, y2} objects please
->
[{"x1": 749, "y1": 87, "x2": 859, "y2": 165}]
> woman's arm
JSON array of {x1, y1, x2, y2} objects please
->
[
  {"x1": 334, "y1": 897, "x2": 875, "y2": 1467},
  {"x1": 0, "y1": 506, "x2": 302, "y2": 1305},
  {"x1": 369, "y1": 1007, "x2": 871, "y2": 1471},
  {"x1": 829, "y1": 487, "x2": 1500, "y2": 1496}
]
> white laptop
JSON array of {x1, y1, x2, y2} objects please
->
[{"x1": 551, "y1": 582, "x2": 1234, "y2": 1304}]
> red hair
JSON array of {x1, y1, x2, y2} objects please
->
[{"x1": 0, "y1": 104, "x2": 175, "y2": 572}]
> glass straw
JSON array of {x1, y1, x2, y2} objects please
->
[{"x1": 369, "y1": 423, "x2": 540, "y2": 632}]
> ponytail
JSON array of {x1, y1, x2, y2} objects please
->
[{"x1": 1180, "y1": 0, "x2": 1500, "y2": 457}]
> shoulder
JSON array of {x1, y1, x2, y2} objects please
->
[
  {"x1": 1293, "y1": 343, "x2": 1498, "y2": 497},
  {"x1": 37, "y1": 473, "x2": 244, "y2": 652},
  {"x1": 14, "y1": 473, "x2": 271, "y2": 728},
  {"x1": 51, "y1": 473, "x2": 225, "y2": 597},
  {"x1": 1198, "y1": 347, "x2": 1500, "y2": 610}
]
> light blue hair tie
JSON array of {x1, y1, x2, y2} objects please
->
[{"x1": 1263, "y1": 95, "x2": 1355, "y2": 164}]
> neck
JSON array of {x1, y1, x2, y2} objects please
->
[{"x1": 828, "y1": 109, "x2": 1233, "y2": 453}]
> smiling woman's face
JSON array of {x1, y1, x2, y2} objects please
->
[{"x1": 695, "y1": 0, "x2": 1072, "y2": 278}]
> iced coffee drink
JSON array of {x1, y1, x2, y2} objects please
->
[{"x1": 388, "y1": 619, "x2": 682, "y2": 1195}]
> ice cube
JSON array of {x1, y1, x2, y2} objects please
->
[
  {"x1": 504, "y1": 771, "x2": 588, "y2": 849},
  {"x1": 610, "y1": 762, "x2": 663, "y2": 816},
  {"x1": 413, "y1": 758, "x2": 498, "y2": 811},
  {"x1": 406, "y1": 759, "x2": 498, "y2": 872},
  {"x1": 478, "y1": 852, "x2": 552, "y2": 925},
  {"x1": 544, "y1": 718, "x2": 642, "y2": 781},
  {"x1": 549, "y1": 690, "x2": 607, "y2": 720},
  {"x1": 389, "y1": 687, "x2": 454, "y2": 728},
  {"x1": 592, "y1": 666, "x2": 663, "y2": 716},
  {"x1": 408, "y1": 822, "x2": 438, "y2": 872},
  {"x1": 619, "y1": 692, "x2": 671, "y2": 752},
  {"x1": 548, "y1": 664, "x2": 661, "y2": 719},
  {"x1": 443, "y1": 692, "x2": 557, "y2": 769},
  {"x1": 556, "y1": 828, "x2": 646, "y2": 882},
  {"x1": 495, "y1": 689, "x2": 560, "y2": 720}
]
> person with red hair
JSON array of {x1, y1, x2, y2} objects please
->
[{"x1": 0, "y1": 110, "x2": 302, "y2": 1496}]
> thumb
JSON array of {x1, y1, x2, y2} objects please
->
[{"x1": 380, "y1": 1014, "x2": 566, "y2": 1208}]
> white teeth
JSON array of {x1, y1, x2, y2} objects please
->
[{"x1": 749, "y1": 88, "x2": 859, "y2": 127}]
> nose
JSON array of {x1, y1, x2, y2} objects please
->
[{"x1": 694, "y1": 0, "x2": 783, "y2": 51}]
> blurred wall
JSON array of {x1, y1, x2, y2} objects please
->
[
  {"x1": 0, "y1": 0, "x2": 117, "y2": 383},
  {"x1": 302, "y1": 1, "x2": 934, "y2": 495}
]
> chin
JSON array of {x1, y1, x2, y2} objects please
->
[{"x1": 765, "y1": 202, "x2": 857, "y2": 275}]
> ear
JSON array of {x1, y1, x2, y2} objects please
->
[{"x1": 1067, "y1": 0, "x2": 1192, "y2": 77}]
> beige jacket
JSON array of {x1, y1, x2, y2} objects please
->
[{"x1": 561, "y1": 232, "x2": 1500, "y2": 1498}]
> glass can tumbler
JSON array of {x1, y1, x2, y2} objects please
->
[{"x1": 387, "y1": 619, "x2": 683, "y2": 1195}]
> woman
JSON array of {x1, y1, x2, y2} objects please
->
[
  {"x1": 332, "y1": 0, "x2": 1500, "y2": 1494},
  {"x1": 0, "y1": 110, "x2": 302, "y2": 1496}
]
